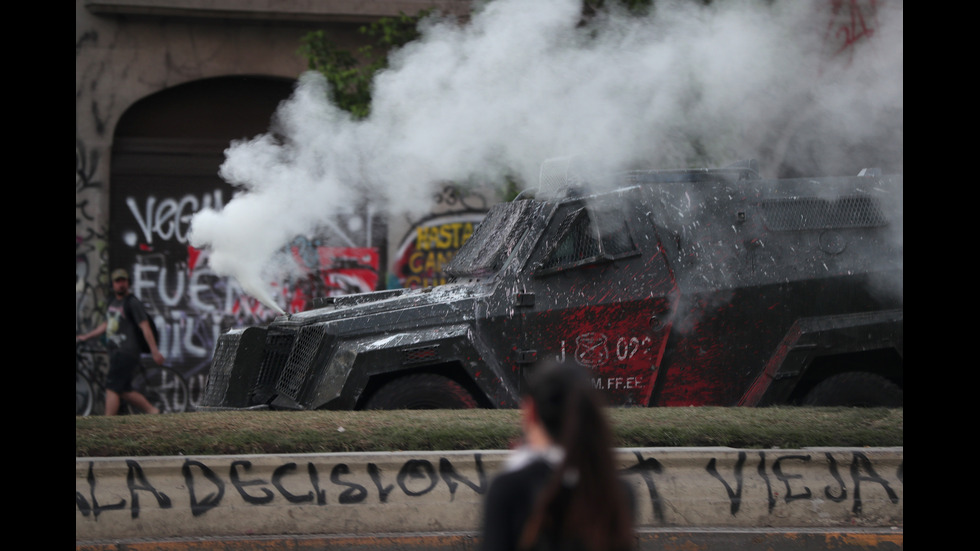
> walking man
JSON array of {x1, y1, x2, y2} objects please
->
[{"x1": 77, "y1": 269, "x2": 165, "y2": 414}]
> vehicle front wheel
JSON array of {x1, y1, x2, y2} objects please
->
[
  {"x1": 365, "y1": 373, "x2": 478, "y2": 410},
  {"x1": 802, "y1": 372, "x2": 903, "y2": 407}
]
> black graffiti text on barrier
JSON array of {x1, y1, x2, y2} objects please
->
[
  {"x1": 77, "y1": 451, "x2": 900, "y2": 521},
  {"x1": 184, "y1": 460, "x2": 223, "y2": 516},
  {"x1": 623, "y1": 451, "x2": 666, "y2": 523},
  {"x1": 618, "y1": 450, "x2": 903, "y2": 522},
  {"x1": 76, "y1": 462, "x2": 128, "y2": 519},
  {"x1": 699, "y1": 451, "x2": 901, "y2": 517},
  {"x1": 77, "y1": 454, "x2": 488, "y2": 519}
]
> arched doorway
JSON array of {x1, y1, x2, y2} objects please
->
[{"x1": 109, "y1": 75, "x2": 296, "y2": 397}]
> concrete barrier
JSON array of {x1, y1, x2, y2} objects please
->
[{"x1": 76, "y1": 447, "x2": 902, "y2": 549}]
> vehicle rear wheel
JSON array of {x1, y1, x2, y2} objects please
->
[
  {"x1": 365, "y1": 373, "x2": 478, "y2": 410},
  {"x1": 802, "y1": 372, "x2": 903, "y2": 407}
]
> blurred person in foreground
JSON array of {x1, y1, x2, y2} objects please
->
[{"x1": 480, "y1": 360, "x2": 635, "y2": 551}]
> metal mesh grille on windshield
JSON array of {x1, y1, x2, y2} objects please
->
[
  {"x1": 541, "y1": 209, "x2": 598, "y2": 269},
  {"x1": 445, "y1": 200, "x2": 538, "y2": 277}
]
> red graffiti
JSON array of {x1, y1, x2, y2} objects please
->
[{"x1": 824, "y1": 0, "x2": 878, "y2": 61}]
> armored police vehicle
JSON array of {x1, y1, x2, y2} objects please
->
[{"x1": 201, "y1": 159, "x2": 903, "y2": 410}]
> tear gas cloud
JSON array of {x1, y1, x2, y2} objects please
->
[{"x1": 189, "y1": 0, "x2": 903, "y2": 311}]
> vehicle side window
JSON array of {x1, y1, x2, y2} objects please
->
[{"x1": 536, "y1": 202, "x2": 638, "y2": 275}]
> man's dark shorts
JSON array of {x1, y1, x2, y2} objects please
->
[{"x1": 106, "y1": 350, "x2": 140, "y2": 393}]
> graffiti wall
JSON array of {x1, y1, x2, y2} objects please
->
[
  {"x1": 288, "y1": 243, "x2": 381, "y2": 310},
  {"x1": 823, "y1": 0, "x2": 881, "y2": 62},
  {"x1": 391, "y1": 212, "x2": 482, "y2": 289},
  {"x1": 389, "y1": 184, "x2": 493, "y2": 289},
  {"x1": 76, "y1": 448, "x2": 903, "y2": 541},
  {"x1": 106, "y1": 180, "x2": 389, "y2": 408},
  {"x1": 76, "y1": 141, "x2": 110, "y2": 333},
  {"x1": 83, "y1": 173, "x2": 496, "y2": 411}
]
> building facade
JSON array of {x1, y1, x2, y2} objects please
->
[{"x1": 76, "y1": 0, "x2": 482, "y2": 405}]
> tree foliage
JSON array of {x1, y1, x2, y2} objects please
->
[
  {"x1": 295, "y1": 1, "x2": 664, "y2": 198},
  {"x1": 296, "y1": 2, "x2": 660, "y2": 118},
  {"x1": 298, "y1": 11, "x2": 429, "y2": 119}
]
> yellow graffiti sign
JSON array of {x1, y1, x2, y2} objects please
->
[
  {"x1": 415, "y1": 222, "x2": 474, "y2": 250},
  {"x1": 396, "y1": 219, "x2": 480, "y2": 289}
]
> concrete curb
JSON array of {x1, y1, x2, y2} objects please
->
[
  {"x1": 76, "y1": 528, "x2": 905, "y2": 551},
  {"x1": 77, "y1": 447, "x2": 902, "y2": 548}
]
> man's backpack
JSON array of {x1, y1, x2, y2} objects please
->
[{"x1": 124, "y1": 295, "x2": 160, "y2": 354}]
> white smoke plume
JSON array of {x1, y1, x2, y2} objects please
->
[{"x1": 189, "y1": 0, "x2": 903, "y2": 311}]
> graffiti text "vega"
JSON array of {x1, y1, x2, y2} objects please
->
[{"x1": 127, "y1": 191, "x2": 225, "y2": 246}]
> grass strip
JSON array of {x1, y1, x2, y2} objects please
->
[{"x1": 76, "y1": 407, "x2": 902, "y2": 457}]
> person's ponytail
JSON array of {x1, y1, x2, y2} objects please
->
[{"x1": 518, "y1": 362, "x2": 634, "y2": 551}]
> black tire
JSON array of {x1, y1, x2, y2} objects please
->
[
  {"x1": 802, "y1": 372, "x2": 903, "y2": 407},
  {"x1": 130, "y1": 365, "x2": 191, "y2": 413},
  {"x1": 76, "y1": 371, "x2": 95, "y2": 416},
  {"x1": 365, "y1": 373, "x2": 478, "y2": 410}
]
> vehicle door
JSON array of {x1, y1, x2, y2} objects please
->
[{"x1": 513, "y1": 189, "x2": 678, "y2": 406}]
